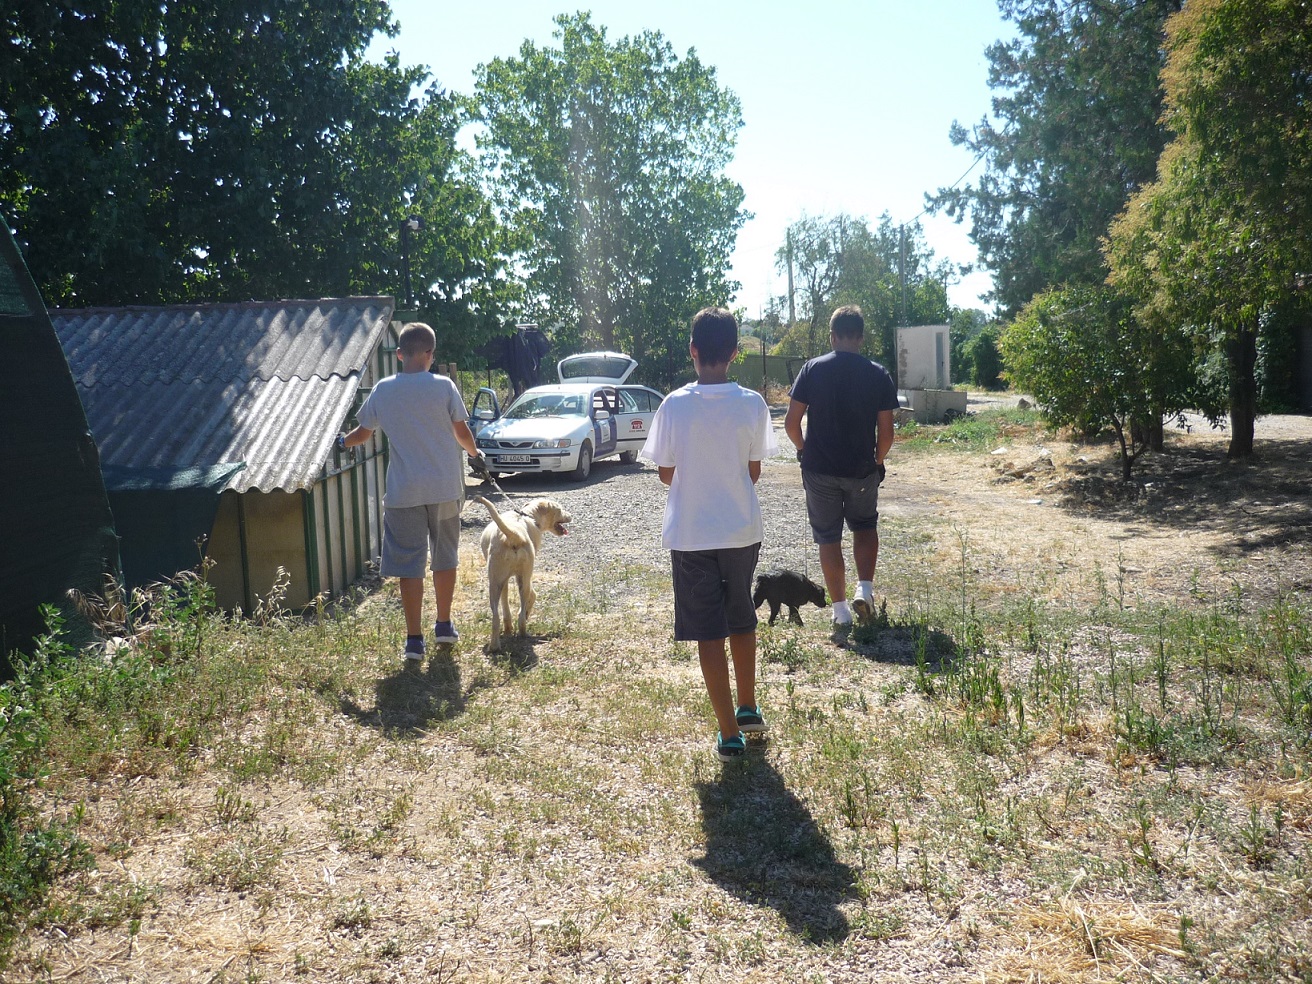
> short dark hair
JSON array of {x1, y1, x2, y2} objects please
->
[
  {"x1": 397, "y1": 322, "x2": 436, "y2": 356},
  {"x1": 830, "y1": 305, "x2": 865, "y2": 339},
  {"x1": 690, "y1": 307, "x2": 739, "y2": 366}
]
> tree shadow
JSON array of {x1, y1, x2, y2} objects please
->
[
  {"x1": 693, "y1": 754, "x2": 856, "y2": 943},
  {"x1": 1052, "y1": 435, "x2": 1312, "y2": 553}
]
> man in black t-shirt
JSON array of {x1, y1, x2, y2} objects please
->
[{"x1": 784, "y1": 305, "x2": 899, "y2": 629}]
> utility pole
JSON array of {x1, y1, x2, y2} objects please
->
[
  {"x1": 899, "y1": 223, "x2": 908, "y2": 327},
  {"x1": 399, "y1": 214, "x2": 425, "y2": 309},
  {"x1": 786, "y1": 227, "x2": 796, "y2": 328}
]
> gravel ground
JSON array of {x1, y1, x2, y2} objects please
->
[
  {"x1": 457, "y1": 410, "x2": 820, "y2": 589},
  {"x1": 455, "y1": 397, "x2": 1312, "y2": 615}
]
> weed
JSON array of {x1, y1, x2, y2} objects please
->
[
  {"x1": 761, "y1": 629, "x2": 812, "y2": 671},
  {"x1": 0, "y1": 610, "x2": 94, "y2": 967}
]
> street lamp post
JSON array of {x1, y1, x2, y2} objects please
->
[{"x1": 399, "y1": 214, "x2": 424, "y2": 307}]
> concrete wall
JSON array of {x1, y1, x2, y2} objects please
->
[
  {"x1": 897, "y1": 325, "x2": 952, "y2": 390},
  {"x1": 902, "y1": 387, "x2": 968, "y2": 423}
]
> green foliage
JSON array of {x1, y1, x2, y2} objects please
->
[
  {"x1": 0, "y1": 0, "x2": 512, "y2": 352},
  {"x1": 1000, "y1": 284, "x2": 1194, "y2": 477},
  {"x1": 895, "y1": 405, "x2": 1046, "y2": 455},
  {"x1": 961, "y1": 323, "x2": 1003, "y2": 389},
  {"x1": 474, "y1": 13, "x2": 747, "y2": 387},
  {"x1": 771, "y1": 213, "x2": 949, "y2": 364},
  {"x1": 935, "y1": 0, "x2": 1179, "y2": 315},
  {"x1": 0, "y1": 610, "x2": 92, "y2": 970},
  {"x1": 1105, "y1": 0, "x2": 1312, "y2": 457}
]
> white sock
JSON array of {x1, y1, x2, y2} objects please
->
[
  {"x1": 833, "y1": 600, "x2": 852, "y2": 623},
  {"x1": 857, "y1": 580, "x2": 874, "y2": 601}
]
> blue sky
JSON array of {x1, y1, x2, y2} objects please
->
[{"x1": 369, "y1": 2, "x2": 1013, "y2": 315}]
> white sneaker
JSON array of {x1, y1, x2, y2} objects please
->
[{"x1": 852, "y1": 594, "x2": 875, "y2": 622}]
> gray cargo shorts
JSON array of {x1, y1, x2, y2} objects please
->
[
  {"x1": 802, "y1": 470, "x2": 880, "y2": 545},
  {"x1": 381, "y1": 500, "x2": 462, "y2": 577}
]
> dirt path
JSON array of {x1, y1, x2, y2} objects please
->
[{"x1": 476, "y1": 398, "x2": 1312, "y2": 613}]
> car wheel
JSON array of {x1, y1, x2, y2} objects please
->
[
  {"x1": 572, "y1": 441, "x2": 593, "y2": 481},
  {"x1": 618, "y1": 450, "x2": 638, "y2": 464}
]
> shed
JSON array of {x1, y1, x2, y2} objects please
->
[
  {"x1": 0, "y1": 219, "x2": 117, "y2": 660},
  {"x1": 896, "y1": 324, "x2": 966, "y2": 423},
  {"x1": 51, "y1": 298, "x2": 399, "y2": 612}
]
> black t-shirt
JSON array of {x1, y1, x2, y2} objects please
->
[{"x1": 790, "y1": 350, "x2": 899, "y2": 478}]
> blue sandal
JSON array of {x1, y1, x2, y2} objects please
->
[
  {"x1": 735, "y1": 705, "x2": 768, "y2": 734},
  {"x1": 716, "y1": 732, "x2": 746, "y2": 762}
]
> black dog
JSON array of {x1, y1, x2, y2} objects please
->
[{"x1": 752, "y1": 569, "x2": 828, "y2": 626}]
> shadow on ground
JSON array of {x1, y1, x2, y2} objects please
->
[
  {"x1": 1053, "y1": 437, "x2": 1312, "y2": 554},
  {"x1": 830, "y1": 608, "x2": 965, "y2": 671},
  {"x1": 693, "y1": 754, "x2": 856, "y2": 943},
  {"x1": 340, "y1": 644, "x2": 493, "y2": 736}
]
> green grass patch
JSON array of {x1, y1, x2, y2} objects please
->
[{"x1": 896, "y1": 405, "x2": 1048, "y2": 454}]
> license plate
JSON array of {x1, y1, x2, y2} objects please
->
[{"x1": 499, "y1": 454, "x2": 532, "y2": 464}]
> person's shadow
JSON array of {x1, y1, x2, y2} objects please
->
[
  {"x1": 693, "y1": 754, "x2": 856, "y2": 942},
  {"x1": 341, "y1": 645, "x2": 483, "y2": 737}
]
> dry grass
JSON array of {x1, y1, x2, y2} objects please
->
[{"x1": 6, "y1": 407, "x2": 1312, "y2": 983}]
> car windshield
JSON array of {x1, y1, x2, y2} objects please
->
[{"x1": 504, "y1": 393, "x2": 587, "y2": 420}]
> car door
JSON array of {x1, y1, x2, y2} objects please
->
[
  {"x1": 467, "y1": 387, "x2": 501, "y2": 434},
  {"x1": 589, "y1": 387, "x2": 619, "y2": 456},
  {"x1": 616, "y1": 386, "x2": 661, "y2": 456}
]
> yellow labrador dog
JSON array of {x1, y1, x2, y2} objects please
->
[{"x1": 474, "y1": 495, "x2": 572, "y2": 650}]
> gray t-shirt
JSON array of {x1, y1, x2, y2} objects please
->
[{"x1": 355, "y1": 371, "x2": 469, "y2": 508}]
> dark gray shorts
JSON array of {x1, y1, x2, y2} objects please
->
[
  {"x1": 670, "y1": 543, "x2": 761, "y2": 642},
  {"x1": 802, "y1": 470, "x2": 880, "y2": 545},
  {"x1": 381, "y1": 501, "x2": 462, "y2": 577}
]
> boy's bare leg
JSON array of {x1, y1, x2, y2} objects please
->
[
  {"x1": 698, "y1": 639, "x2": 741, "y2": 740},
  {"x1": 728, "y1": 631, "x2": 757, "y2": 710},
  {"x1": 399, "y1": 577, "x2": 425, "y2": 636},
  {"x1": 853, "y1": 528, "x2": 879, "y2": 584},
  {"x1": 818, "y1": 541, "x2": 847, "y2": 609},
  {"x1": 433, "y1": 568, "x2": 457, "y2": 622}
]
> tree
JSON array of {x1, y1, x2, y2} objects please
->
[
  {"x1": 1000, "y1": 284, "x2": 1193, "y2": 478},
  {"x1": 0, "y1": 0, "x2": 512, "y2": 350},
  {"x1": 773, "y1": 213, "x2": 949, "y2": 370},
  {"x1": 474, "y1": 13, "x2": 747, "y2": 386},
  {"x1": 1105, "y1": 0, "x2": 1312, "y2": 458},
  {"x1": 949, "y1": 309, "x2": 1001, "y2": 388},
  {"x1": 935, "y1": 0, "x2": 1180, "y2": 316}
]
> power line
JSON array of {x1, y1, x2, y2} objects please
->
[{"x1": 898, "y1": 148, "x2": 987, "y2": 229}]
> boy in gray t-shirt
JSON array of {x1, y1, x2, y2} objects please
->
[{"x1": 338, "y1": 322, "x2": 483, "y2": 663}]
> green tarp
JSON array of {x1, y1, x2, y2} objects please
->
[
  {"x1": 0, "y1": 219, "x2": 117, "y2": 662},
  {"x1": 99, "y1": 462, "x2": 245, "y2": 589}
]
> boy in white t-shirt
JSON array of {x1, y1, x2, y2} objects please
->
[{"x1": 639, "y1": 308, "x2": 778, "y2": 761}]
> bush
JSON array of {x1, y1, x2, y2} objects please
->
[
  {"x1": 962, "y1": 325, "x2": 1003, "y2": 389},
  {"x1": 0, "y1": 609, "x2": 92, "y2": 969}
]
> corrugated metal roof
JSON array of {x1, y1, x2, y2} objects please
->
[{"x1": 52, "y1": 297, "x2": 395, "y2": 493}]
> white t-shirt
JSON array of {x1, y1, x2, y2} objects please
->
[
  {"x1": 639, "y1": 382, "x2": 778, "y2": 551},
  {"x1": 355, "y1": 371, "x2": 469, "y2": 508}
]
